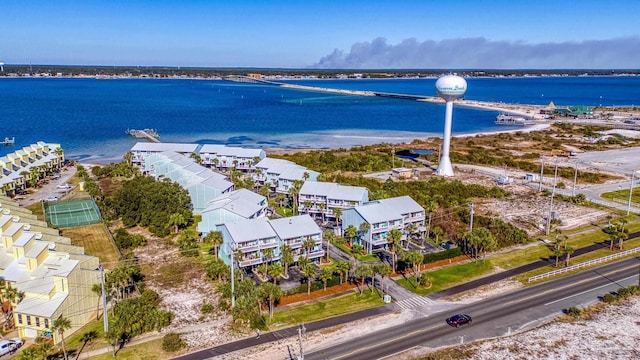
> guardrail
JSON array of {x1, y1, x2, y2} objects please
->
[
  {"x1": 528, "y1": 247, "x2": 640, "y2": 282},
  {"x1": 612, "y1": 197, "x2": 640, "y2": 209}
]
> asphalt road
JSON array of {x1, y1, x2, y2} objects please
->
[{"x1": 305, "y1": 256, "x2": 640, "y2": 360}]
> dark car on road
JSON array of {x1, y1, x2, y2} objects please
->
[{"x1": 446, "y1": 314, "x2": 472, "y2": 327}]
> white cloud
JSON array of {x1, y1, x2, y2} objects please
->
[{"x1": 312, "y1": 37, "x2": 640, "y2": 69}]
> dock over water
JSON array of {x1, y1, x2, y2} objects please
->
[{"x1": 127, "y1": 129, "x2": 160, "y2": 143}]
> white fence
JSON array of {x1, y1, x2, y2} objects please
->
[{"x1": 528, "y1": 247, "x2": 640, "y2": 282}]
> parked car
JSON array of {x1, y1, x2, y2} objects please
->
[
  {"x1": 0, "y1": 340, "x2": 17, "y2": 356},
  {"x1": 57, "y1": 183, "x2": 72, "y2": 189},
  {"x1": 8, "y1": 337, "x2": 23, "y2": 348},
  {"x1": 45, "y1": 196, "x2": 59, "y2": 202},
  {"x1": 446, "y1": 314, "x2": 472, "y2": 328}
]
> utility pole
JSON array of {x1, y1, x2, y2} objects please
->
[
  {"x1": 538, "y1": 156, "x2": 545, "y2": 192},
  {"x1": 627, "y1": 170, "x2": 637, "y2": 216},
  {"x1": 391, "y1": 147, "x2": 395, "y2": 169},
  {"x1": 546, "y1": 158, "x2": 559, "y2": 236},
  {"x1": 298, "y1": 322, "x2": 306, "y2": 360},
  {"x1": 99, "y1": 265, "x2": 108, "y2": 333},
  {"x1": 469, "y1": 203, "x2": 475, "y2": 232},
  {"x1": 572, "y1": 161, "x2": 578, "y2": 197},
  {"x1": 230, "y1": 245, "x2": 235, "y2": 308}
]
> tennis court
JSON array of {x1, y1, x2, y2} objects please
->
[{"x1": 44, "y1": 198, "x2": 102, "y2": 228}]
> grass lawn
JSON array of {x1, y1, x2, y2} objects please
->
[
  {"x1": 85, "y1": 338, "x2": 170, "y2": 360},
  {"x1": 514, "y1": 236, "x2": 640, "y2": 282},
  {"x1": 601, "y1": 187, "x2": 640, "y2": 203},
  {"x1": 62, "y1": 223, "x2": 120, "y2": 269},
  {"x1": 268, "y1": 290, "x2": 385, "y2": 329},
  {"x1": 331, "y1": 241, "x2": 378, "y2": 262},
  {"x1": 396, "y1": 260, "x2": 493, "y2": 295},
  {"x1": 491, "y1": 220, "x2": 640, "y2": 270}
]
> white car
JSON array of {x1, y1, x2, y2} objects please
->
[
  {"x1": 8, "y1": 337, "x2": 23, "y2": 348},
  {"x1": 45, "y1": 196, "x2": 59, "y2": 202},
  {"x1": 57, "y1": 183, "x2": 72, "y2": 189},
  {"x1": 0, "y1": 340, "x2": 17, "y2": 356}
]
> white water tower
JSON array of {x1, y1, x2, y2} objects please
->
[{"x1": 435, "y1": 75, "x2": 467, "y2": 177}]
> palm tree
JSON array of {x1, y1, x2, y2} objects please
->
[
  {"x1": 425, "y1": 201, "x2": 438, "y2": 240},
  {"x1": 123, "y1": 151, "x2": 133, "y2": 167},
  {"x1": 268, "y1": 263, "x2": 284, "y2": 284},
  {"x1": 18, "y1": 347, "x2": 40, "y2": 360},
  {"x1": 91, "y1": 283, "x2": 103, "y2": 320},
  {"x1": 38, "y1": 341, "x2": 55, "y2": 360},
  {"x1": 344, "y1": 225, "x2": 358, "y2": 247},
  {"x1": 374, "y1": 263, "x2": 392, "y2": 294},
  {"x1": 335, "y1": 260, "x2": 350, "y2": 284},
  {"x1": 75, "y1": 330, "x2": 99, "y2": 360},
  {"x1": 257, "y1": 282, "x2": 283, "y2": 320},
  {"x1": 333, "y1": 207, "x2": 343, "y2": 233},
  {"x1": 53, "y1": 147, "x2": 64, "y2": 169},
  {"x1": 387, "y1": 229, "x2": 403, "y2": 273},
  {"x1": 281, "y1": 244, "x2": 294, "y2": 278},
  {"x1": 402, "y1": 250, "x2": 424, "y2": 279},
  {"x1": 354, "y1": 264, "x2": 374, "y2": 294},
  {"x1": 301, "y1": 262, "x2": 317, "y2": 296},
  {"x1": 564, "y1": 246, "x2": 575, "y2": 266},
  {"x1": 359, "y1": 222, "x2": 371, "y2": 253},
  {"x1": 30, "y1": 167, "x2": 40, "y2": 187},
  {"x1": 289, "y1": 179, "x2": 303, "y2": 215},
  {"x1": 319, "y1": 202, "x2": 327, "y2": 224},
  {"x1": 319, "y1": 266, "x2": 334, "y2": 291},
  {"x1": 168, "y1": 212, "x2": 186, "y2": 234},
  {"x1": 302, "y1": 237, "x2": 316, "y2": 259},
  {"x1": 52, "y1": 316, "x2": 72, "y2": 360},
  {"x1": 204, "y1": 231, "x2": 224, "y2": 257},
  {"x1": 553, "y1": 247, "x2": 563, "y2": 267}
]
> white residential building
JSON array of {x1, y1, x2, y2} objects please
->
[
  {"x1": 130, "y1": 142, "x2": 199, "y2": 169},
  {"x1": 218, "y1": 215, "x2": 323, "y2": 269},
  {"x1": 254, "y1": 158, "x2": 319, "y2": 194},
  {"x1": 197, "y1": 189, "x2": 268, "y2": 235},
  {"x1": 198, "y1": 144, "x2": 266, "y2": 171},
  {"x1": 341, "y1": 196, "x2": 425, "y2": 254},
  {"x1": 298, "y1": 181, "x2": 369, "y2": 221},
  {"x1": 144, "y1": 151, "x2": 234, "y2": 213}
]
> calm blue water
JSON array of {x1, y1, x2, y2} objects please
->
[{"x1": 0, "y1": 76, "x2": 638, "y2": 163}]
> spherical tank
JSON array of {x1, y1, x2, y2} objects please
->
[{"x1": 435, "y1": 75, "x2": 467, "y2": 101}]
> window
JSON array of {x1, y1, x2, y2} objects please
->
[
  {"x1": 17, "y1": 314, "x2": 22, "y2": 325},
  {"x1": 36, "y1": 317, "x2": 40, "y2": 327},
  {"x1": 26, "y1": 316, "x2": 31, "y2": 326},
  {"x1": 44, "y1": 318, "x2": 49, "y2": 328}
]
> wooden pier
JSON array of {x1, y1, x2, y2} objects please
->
[
  {"x1": 126, "y1": 129, "x2": 160, "y2": 143},
  {"x1": 2, "y1": 137, "x2": 15, "y2": 145}
]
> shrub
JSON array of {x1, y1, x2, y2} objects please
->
[
  {"x1": 566, "y1": 306, "x2": 582, "y2": 317},
  {"x1": 602, "y1": 293, "x2": 617, "y2": 303},
  {"x1": 201, "y1": 302, "x2": 214, "y2": 314},
  {"x1": 162, "y1": 332, "x2": 185, "y2": 352},
  {"x1": 422, "y1": 248, "x2": 463, "y2": 264}
]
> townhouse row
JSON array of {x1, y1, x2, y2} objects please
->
[
  {"x1": 0, "y1": 142, "x2": 64, "y2": 195},
  {"x1": 0, "y1": 196, "x2": 99, "y2": 344}
]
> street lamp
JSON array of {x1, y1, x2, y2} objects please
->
[
  {"x1": 546, "y1": 157, "x2": 559, "y2": 236},
  {"x1": 627, "y1": 170, "x2": 639, "y2": 216}
]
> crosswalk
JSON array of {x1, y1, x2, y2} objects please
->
[{"x1": 394, "y1": 296, "x2": 434, "y2": 310}]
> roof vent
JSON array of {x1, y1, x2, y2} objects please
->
[
  {"x1": 12, "y1": 216, "x2": 20, "y2": 222},
  {"x1": 289, "y1": 219, "x2": 292, "y2": 224},
  {"x1": 23, "y1": 224, "x2": 31, "y2": 231},
  {"x1": 3, "y1": 209, "x2": 10, "y2": 215},
  {"x1": 35, "y1": 232, "x2": 43, "y2": 240}
]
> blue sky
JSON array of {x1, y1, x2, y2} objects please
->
[{"x1": 1, "y1": 0, "x2": 639, "y2": 69}]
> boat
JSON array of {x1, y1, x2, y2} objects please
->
[
  {"x1": 1, "y1": 137, "x2": 15, "y2": 145},
  {"x1": 495, "y1": 114, "x2": 535, "y2": 126}
]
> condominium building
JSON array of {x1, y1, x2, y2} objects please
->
[
  {"x1": 0, "y1": 197, "x2": 99, "y2": 344},
  {"x1": 197, "y1": 144, "x2": 266, "y2": 171},
  {"x1": 253, "y1": 158, "x2": 319, "y2": 194},
  {"x1": 341, "y1": 196, "x2": 425, "y2": 254},
  {"x1": 298, "y1": 181, "x2": 369, "y2": 221},
  {"x1": 0, "y1": 142, "x2": 64, "y2": 196},
  {"x1": 130, "y1": 142, "x2": 199, "y2": 169},
  {"x1": 197, "y1": 189, "x2": 268, "y2": 236},
  {"x1": 144, "y1": 151, "x2": 234, "y2": 213},
  {"x1": 218, "y1": 214, "x2": 323, "y2": 269}
]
